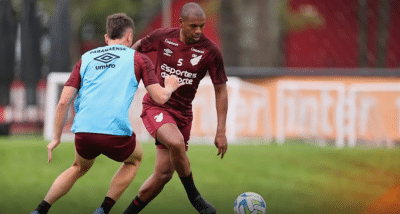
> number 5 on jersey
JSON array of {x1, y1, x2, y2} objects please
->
[{"x1": 177, "y1": 58, "x2": 183, "y2": 66}]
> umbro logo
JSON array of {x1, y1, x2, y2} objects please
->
[
  {"x1": 94, "y1": 53, "x2": 120, "y2": 63},
  {"x1": 154, "y1": 113, "x2": 164, "y2": 122},
  {"x1": 164, "y1": 49, "x2": 173, "y2": 56},
  {"x1": 190, "y1": 54, "x2": 202, "y2": 66}
]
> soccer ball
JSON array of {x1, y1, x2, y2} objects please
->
[{"x1": 233, "y1": 192, "x2": 266, "y2": 214}]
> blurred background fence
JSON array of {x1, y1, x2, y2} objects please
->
[{"x1": 1, "y1": 0, "x2": 400, "y2": 147}]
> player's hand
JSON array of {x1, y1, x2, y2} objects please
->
[
  {"x1": 215, "y1": 133, "x2": 227, "y2": 159},
  {"x1": 47, "y1": 139, "x2": 61, "y2": 163},
  {"x1": 164, "y1": 75, "x2": 183, "y2": 91}
]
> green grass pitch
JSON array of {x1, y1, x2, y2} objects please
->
[{"x1": 1, "y1": 135, "x2": 400, "y2": 213}]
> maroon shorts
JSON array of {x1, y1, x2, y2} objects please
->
[
  {"x1": 141, "y1": 106, "x2": 192, "y2": 150},
  {"x1": 75, "y1": 132, "x2": 136, "y2": 162}
]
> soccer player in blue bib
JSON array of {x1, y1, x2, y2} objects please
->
[{"x1": 30, "y1": 13, "x2": 182, "y2": 214}]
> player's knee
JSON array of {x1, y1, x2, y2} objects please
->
[
  {"x1": 72, "y1": 162, "x2": 91, "y2": 175},
  {"x1": 135, "y1": 149, "x2": 143, "y2": 163},
  {"x1": 165, "y1": 137, "x2": 185, "y2": 151},
  {"x1": 124, "y1": 148, "x2": 143, "y2": 165},
  {"x1": 135, "y1": 140, "x2": 143, "y2": 163},
  {"x1": 158, "y1": 171, "x2": 174, "y2": 183}
]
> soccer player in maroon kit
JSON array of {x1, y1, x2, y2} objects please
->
[{"x1": 123, "y1": 2, "x2": 228, "y2": 214}]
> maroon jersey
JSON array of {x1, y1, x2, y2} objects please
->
[
  {"x1": 140, "y1": 27, "x2": 227, "y2": 115},
  {"x1": 65, "y1": 51, "x2": 158, "y2": 89}
]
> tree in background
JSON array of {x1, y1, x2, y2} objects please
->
[
  {"x1": 376, "y1": 0, "x2": 391, "y2": 68},
  {"x1": 20, "y1": 0, "x2": 43, "y2": 105},
  {"x1": 0, "y1": 0, "x2": 18, "y2": 106},
  {"x1": 221, "y1": 0, "x2": 240, "y2": 66},
  {"x1": 359, "y1": 0, "x2": 391, "y2": 68},
  {"x1": 48, "y1": 0, "x2": 71, "y2": 74}
]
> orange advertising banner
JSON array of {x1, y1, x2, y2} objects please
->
[{"x1": 247, "y1": 76, "x2": 400, "y2": 147}]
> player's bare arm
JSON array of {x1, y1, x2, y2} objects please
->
[
  {"x1": 214, "y1": 83, "x2": 228, "y2": 159},
  {"x1": 145, "y1": 75, "x2": 182, "y2": 104},
  {"x1": 47, "y1": 86, "x2": 77, "y2": 163},
  {"x1": 131, "y1": 39, "x2": 142, "y2": 51}
]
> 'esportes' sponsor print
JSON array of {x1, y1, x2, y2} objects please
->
[{"x1": 160, "y1": 63, "x2": 197, "y2": 85}]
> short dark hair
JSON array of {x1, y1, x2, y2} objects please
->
[
  {"x1": 106, "y1": 13, "x2": 134, "y2": 40},
  {"x1": 180, "y1": 2, "x2": 205, "y2": 20}
]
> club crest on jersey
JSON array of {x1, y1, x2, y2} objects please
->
[
  {"x1": 190, "y1": 54, "x2": 202, "y2": 66},
  {"x1": 154, "y1": 113, "x2": 164, "y2": 122},
  {"x1": 164, "y1": 49, "x2": 173, "y2": 56}
]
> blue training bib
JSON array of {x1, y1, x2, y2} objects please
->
[{"x1": 72, "y1": 45, "x2": 138, "y2": 136}]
